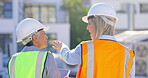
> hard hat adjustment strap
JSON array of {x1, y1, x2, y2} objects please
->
[
  {"x1": 100, "y1": 16, "x2": 115, "y2": 26},
  {"x1": 21, "y1": 31, "x2": 40, "y2": 45},
  {"x1": 22, "y1": 36, "x2": 32, "y2": 45}
]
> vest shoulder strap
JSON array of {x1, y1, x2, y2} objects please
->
[
  {"x1": 81, "y1": 40, "x2": 93, "y2": 44},
  {"x1": 47, "y1": 51, "x2": 52, "y2": 53}
]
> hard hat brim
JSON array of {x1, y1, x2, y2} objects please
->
[
  {"x1": 43, "y1": 27, "x2": 49, "y2": 31},
  {"x1": 82, "y1": 16, "x2": 88, "y2": 23},
  {"x1": 82, "y1": 15, "x2": 118, "y2": 23}
]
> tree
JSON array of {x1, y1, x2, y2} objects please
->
[{"x1": 62, "y1": 0, "x2": 90, "y2": 49}]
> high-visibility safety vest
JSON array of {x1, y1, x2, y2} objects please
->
[
  {"x1": 8, "y1": 51, "x2": 51, "y2": 78},
  {"x1": 76, "y1": 39, "x2": 135, "y2": 78}
]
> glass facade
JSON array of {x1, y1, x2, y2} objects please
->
[
  {"x1": 0, "y1": 0, "x2": 3, "y2": 18},
  {"x1": 140, "y1": 3, "x2": 148, "y2": 13},
  {"x1": 24, "y1": 4, "x2": 56, "y2": 24},
  {"x1": 4, "y1": 2, "x2": 12, "y2": 18},
  {"x1": 0, "y1": 34, "x2": 12, "y2": 57},
  {"x1": 117, "y1": 3, "x2": 136, "y2": 13},
  {"x1": 0, "y1": 0, "x2": 12, "y2": 18},
  {"x1": 116, "y1": 3, "x2": 127, "y2": 13}
]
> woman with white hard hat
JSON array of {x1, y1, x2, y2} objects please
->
[{"x1": 52, "y1": 3, "x2": 135, "y2": 78}]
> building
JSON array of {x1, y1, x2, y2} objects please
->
[
  {"x1": 91, "y1": 0, "x2": 148, "y2": 33},
  {"x1": 0, "y1": 0, "x2": 70, "y2": 77}
]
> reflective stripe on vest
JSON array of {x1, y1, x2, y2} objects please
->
[
  {"x1": 9, "y1": 55, "x2": 17, "y2": 78},
  {"x1": 77, "y1": 39, "x2": 134, "y2": 78},
  {"x1": 87, "y1": 41, "x2": 94, "y2": 78},
  {"x1": 123, "y1": 47, "x2": 130, "y2": 78},
  {"x1": 36, "y1": 51, "x2": 47, "y2": 78},
  {"x1": 8, "y1": 51, "x2": 48, "y2": 78}
]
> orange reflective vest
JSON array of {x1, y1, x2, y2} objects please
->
[{"x1": 76, "y1": 39, "x2": 134, "y2": 78}]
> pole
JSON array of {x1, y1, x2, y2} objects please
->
[
  {"x1": 127, "y1": 3, "x2": 135, "y2": 31},
  {"x1": 12, "y1": 0, "x2": 19, "y2": 55}
]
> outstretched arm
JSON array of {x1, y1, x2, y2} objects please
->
[{"x1": 52, "y1": 40, "x2": 82, "y2": 65}]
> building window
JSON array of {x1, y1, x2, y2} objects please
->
[
  {"x1": 117, "y1": 3, "x2": 136, "y2": 13},
  {"x1": 117, "y1": 3, "x2": 127, "y2": 13},
  {"x1": 24, "y1": 4, "x2": 56, "y2": 24},
  {"x1": 0, "y1": 0, "x2": 12, "y2": 18},
  {"x1": 0, "y1": 1, "x2": 3, "y2": 18},
  {"x1": 4, "y1": 2, "x2": 12, "y2": 18},
  {"x1": 0, "y1": 34, "x2": 12, "y2": 57},
  {"x1": 140, "y1": 3, "x2": 148, "y2": 13}
]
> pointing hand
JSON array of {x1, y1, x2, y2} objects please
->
[{"x1": 52, "y1": 40, "x2": 62, "y2": 50}]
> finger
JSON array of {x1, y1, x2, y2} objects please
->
[
  {"x1": 52, "y1": 40, "x2": 57, "y2": 44},
  {"x1": 52, "y1": 46, "x2": 57, "y2": 49},
  {"x1": 52, "y1": 45, "x2": 60, "y2": 50},
  {"x1": 52, "y1": 41, "x2": 59, "y2": 46},
  {"x1": 54, "y1": 41, "x2": 61, "y2": 45}
]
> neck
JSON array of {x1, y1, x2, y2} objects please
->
[{"x1": 33, "y1": 41, "x2": 42, "y2": 49}]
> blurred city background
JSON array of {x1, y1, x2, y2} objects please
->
[{"x1": 0, "y1": 0, "x2": 148, "y2": 78}]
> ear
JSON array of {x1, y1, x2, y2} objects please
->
[{"x1": 32, "y1": 35, "x2": 38, "y2": 42}]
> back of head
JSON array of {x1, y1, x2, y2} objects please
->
[
  {"x1": 90, "y1": 15, "x2": 116, "y2": 39},
  {"x1": 82, "y1": 3, "x2": 117, "y2": 39},
  {"x1": 16, "y1": 18, "x2": 49, "y2": 45}
]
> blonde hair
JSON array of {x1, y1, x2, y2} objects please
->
[{"x1": 90, "y1": 15, "x2": 116, "y2": 39}]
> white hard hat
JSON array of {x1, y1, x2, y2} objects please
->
[
  {"x1": 16, "y1": 18, "x2": 49, "y2": 44},
  {"x1": 82, "y1": 3, "x2": 118, "y2": 23}
]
